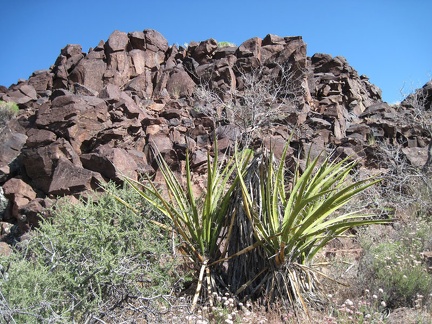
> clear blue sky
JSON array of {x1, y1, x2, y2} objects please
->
[{"x1": 1, "y1": 1, "x2": 430, "y2": 104}]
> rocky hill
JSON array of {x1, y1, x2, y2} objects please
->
[{"x1": 0, "y1": 29, "x2": 430, "y2": 240}]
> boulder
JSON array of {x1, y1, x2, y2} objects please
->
[
  {"x1": 18, "y1": 198, "x2": 53, "y2": 228},
  {"x1": 106, "y1": 30, "x2": 129, "y2": 52},
  {"x1": 144, "y1": 29, "x2": 169, "y2": 53},
  {"x1": 402, "y1": 147, "x2": 428, "y2": 167},
  {"x1": 124, "y1": 72, "x2": 154, "y2": 98},
  {"x1": 0, "y1": 128, "x2": 27, "y2": 182},
  {"x1": 262, "y1": 135, "x2": 292, "y2": 160},
  {"x1": 236, "y1": 37, "x2": 262, "y2": 59},
  {"x1": 22, "y1": 139, "x2": 82, "y2": 193},
  {"x1": 106, "y1": 50, "x2": 130, "y2": 87},
  {"x1": 129, "y1": 31, "x2": 145, "y2": 50},
  {"x1": 73, "y1": 83, "x2": 99, "y2": 96},
  {"x1": 148, "y1": 133, "x2": 174, "y2": 154},
  {"x1": 192, "y1": 38, "x2": 218, "y2": 64},
  {"x1": 262, "y1": 35, "x2": 306, "y2": 65},
  {"x1": 69, "y1": 52, "x2": 106, "y2": 93},
  {"x1": 28, "y1": 70, "x2": 53, "y2": 94},
  {"x1": 35, "y1": 94, "x2": 110, "y2": 153},
  {"x1": 2, "y1": 178, "x2": 37, "y2": 226},
  {"x1": 129, "y1": 49, "x2": 147, "y2": 76},
  {"x1": 6, "y1": 84, "x2": 37, "y2": 105},
  {"x1": 52, "y1": 44, "x2": 85, "y2": 89},
  {"x1": 25, "y1": 128, "x2": 57, "y2": 148},
  {"x1": 2, "y1": 178, "x2": 36, "y2": 201},
  {"x1": 48, "y1": 157, "x2": 102, "y2": 195},
  {"x1": 166, "y1": 68, "x2": 196, "y2": 98},
  {"x1": 81, "y1": 145, "x2": 139, "y2": 183}
]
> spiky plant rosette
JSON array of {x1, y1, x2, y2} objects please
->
[
  {"x1": 116, "y1": 145, "x2": 254, "y2": 310},
  {"x1": 230, "y1": 145, "x2": 391, "y2": 311}
]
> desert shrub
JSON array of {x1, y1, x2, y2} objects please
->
[
  {"x1": 0, "y1": 182, "x2": 180, "y2": 323},
  {"x1": 359, "y1": 139, "x2": 432, "y2": 222},
  {"x1": 357, "y1": 216, "x2": 432, "y2": 310},
  {"x1": 217, "y1": 41, "x2": 236, "y2": 48},
  {"x1": 193, "y1": 62, "x2": 306, "y2": 146},
  {"x1": 0, "y1": 100, "x2": 19, "y2": 129}
]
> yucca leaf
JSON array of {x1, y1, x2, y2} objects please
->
[
  {"x1": 283, "y1": 154, "x2": 321, "y2": 231},
  {"x1": 291, "y1": 178, "x2": 379, "y2": 236}
]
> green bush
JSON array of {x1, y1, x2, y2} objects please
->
[
  {"x1": 358, "y1": 217, "x2": 432, "y2": 310},
  {"x1": 0, "y1": 182, "x2": 180, "y2": 323},
  {"x1": 217, "y1": 41, "x2": 236, "y2": 48},
  {"x1": 0, "y1": 100, "x2": 19, "y2": 128}
]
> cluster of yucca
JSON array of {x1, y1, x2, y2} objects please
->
[{"x1": 118, "y1": 141, "x2": 390, "y2": 312}]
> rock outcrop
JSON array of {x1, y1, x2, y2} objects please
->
[{"x1": 0, "y1": 29, "x2": 430, "y2": 239}]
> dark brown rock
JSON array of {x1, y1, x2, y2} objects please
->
[
  {"x1": 192, "y1": 38, "x2": 218, "y2": 64},
  {"x1": 236, "y1": 37, "x2": 262, "y2": 59},
  {"x1": 262, "y1": 135, "x2": 293, "y2": 160},
  {"x1": 61, "y1": 44, "x2": 83, "y2": 57},
  {"x1": 2, "y1": 178, "x2": 37, "y2": 225},
  {"x1": 148, "y1": 133, "x2": 173, "y2": 154},
  {"x1": 81, "y1": 145, "x2": 139, "y2": 182},
  {"x1": 99, "y1": 83, "x2": 122, "y2": 100},
  {"x1": 52, "y1": 44, "x2": 85, "y2": 89},
  {"x1": 261, "y1": 36, "x2": 306, "y2": 65},
  {"x1": 127, "y1": 149, "x2": 154, "y2": 175},
  {"x1": 48, "y1": 157, "x2": 102, "y2": 195},
  {"x1": 22, "y1": 139, "x2": 82, "y2": 193},
  {"x1": 124, "y1": 72, "x2": 154, "y2": 99},
  {"x1": 28, "y1": 70, "x2": 53, "y2": 94},
  {"x1": 0, "y1": 128, "x2": 27, "y2": 181},
  {"x1": 129, "y1": 31, "x2": 145, "y2": 50},
  {"x1": 106, "y1": 50, "x2": 130, "y2": 87},
  {"x1": 73, "y1": 83, "x2": 99, "y2": 96},
  {"x1": 69, "y1": 56, "x2": 107, "y2": 93},
  {"x1": 7, "y1": 84, "x2": 37, "y2": 104},
  {"x1": 359, "y1": 102, "x2": 392, "y2": 118},
  {"x1": 128, "y1": 49, "x2": 147, "y2": 76},
  {"x1": 0, "y1": 28, "x2": 427, "y2": 228},
  {"x1": 166, "y1": 68, "x2": 196, "y2": 98},
  {"x1": 3, "y1": 178, "x2": 36, "y2": 201},
  {"x1": 36, "y1": 94, "x2": 110, "y2": 153},
  {"x1": 191, "y1": 149, "x2": 208, "y2": 168},
  {"x1": 19, "y1": 198, "x2": 53, "y2": 228},
  {"x1": 402, "y1": 147, "x2": 428, "y2": 167},
  {"x1": 144, "y1": 29, "x2": 169, "y2": 53},
  {"x1": 106, "y1": 30, "x2": 130, "y2": 52},
  {"x1": 262, "y1": 34, "x2": 286, "y2": 46},
  {"x1": 25, "y1": 128, "x2": 57, "y2": 148}
]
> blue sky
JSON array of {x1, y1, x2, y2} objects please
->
[{"x1": 1, "y1": 1, "x2": 430, "y2": 104}]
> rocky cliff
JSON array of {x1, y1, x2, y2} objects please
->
[{"x1": 0, "y1": 29, "x2": 429, "y2": 239}]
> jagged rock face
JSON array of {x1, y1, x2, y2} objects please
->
[
  {"x1": 402, "y1": 80, "x2": 432, "y2": 111},
  {"x1": 0, "y1": 29, "x2": 429, "y2": 235}
]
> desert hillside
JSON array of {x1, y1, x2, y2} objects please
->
[{"x1": 0, "y1": 29, "x2": 431, "y2": 323}]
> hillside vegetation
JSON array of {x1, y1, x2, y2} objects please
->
[{"x1": 0, "y1": 29, "x2": 431, "y2": 323}]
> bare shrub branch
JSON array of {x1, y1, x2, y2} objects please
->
[{"x1": 193, "y1": 62, "x2": 306, "y2": 145}]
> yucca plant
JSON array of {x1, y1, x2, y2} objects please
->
[
  {"x1": 229, "y1": 144, "x2": 392, "y2": 311},
  {"x1": 117, "y1": 145, "x2": 253, "y2": 309}
]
